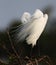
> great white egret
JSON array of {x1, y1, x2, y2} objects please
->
[
  {"x1": 10, "y1": 9, "x2": 48, "y2": 48},
  {"x1": 26, "y1": 9, "x2": 48, "y2": 47}
]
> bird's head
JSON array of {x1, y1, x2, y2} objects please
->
[
  {"x1": 33, "y1": 9, "x2": 43, "y2": 18},
  {"x1": 21, "y1": 12, "x2": 31, "y2": 24}
]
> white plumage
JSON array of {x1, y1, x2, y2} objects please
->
[
  {"x1": 26, "y1": 9, "x2": 48, "y2": 47},
  {"x1": 11, "y1": 9, "x2": 48, "y2": 47},
  {"x1": 21, "y1": 12, "x2": 31, "y2": 24}
]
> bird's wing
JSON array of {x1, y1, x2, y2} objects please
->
[
  {"x1": 9, "y1": 19, "x2": 35, "y2": 44},
  {"x1": 26, "y1": 14, "x2": 48, "y2": 47}
]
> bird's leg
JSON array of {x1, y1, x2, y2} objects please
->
[
  {"x1": 30, "y1": 46, "x2": 33, "y2": 58},
  {"x1": 37, "y1": 40, "x2": 40, "y2": 57}
]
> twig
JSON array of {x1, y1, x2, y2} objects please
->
[
  {"x1": 26, "y1": 60, "x2": 33, "y2": 65},
  {"x1": 44, "y1": 55, "x2": 53, "y2": 65},
  {"x1": 38, "y1": 55, "x2": 53, "y2": 65},
  {"x1": 0, "y1": 59, "x2": 8, "y2": 64},
  {"x1": 43, "y1": 59, "x2": 50, "y2": 65},
  {"x1": 7, "y1": 31, "x2": 22, "y2": 65},
  {"x1": 35, "y1": 58, "x2": 38, "y2": 65},
  {"x1": 0, "y1": 39, "x2": 12, "y2": 56}
]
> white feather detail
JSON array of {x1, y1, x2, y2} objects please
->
[
  {"x1": 10, "y1": 9, "x2": 48, "y2": 47},
  {"x1": 21, "y1": 12, "x2": 31, "y2": 24}
]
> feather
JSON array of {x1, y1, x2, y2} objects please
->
[{"x1": 10, "y1": 9, "x2": 48, "y2": 47}]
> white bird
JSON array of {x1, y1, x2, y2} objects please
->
[
  {"x1": 26, "y1": 9, "x2": 48, "y2": 47},
  {"x1": 10, "y1": 9, "x2": 48, "y2": 48},
  {"x1": 21, "y1": 12, "x2": 31, "y2": 24}
]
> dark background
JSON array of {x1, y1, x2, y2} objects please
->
[{"x1": 0, "y1": 5, "x2": 56, "y2": 65}]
